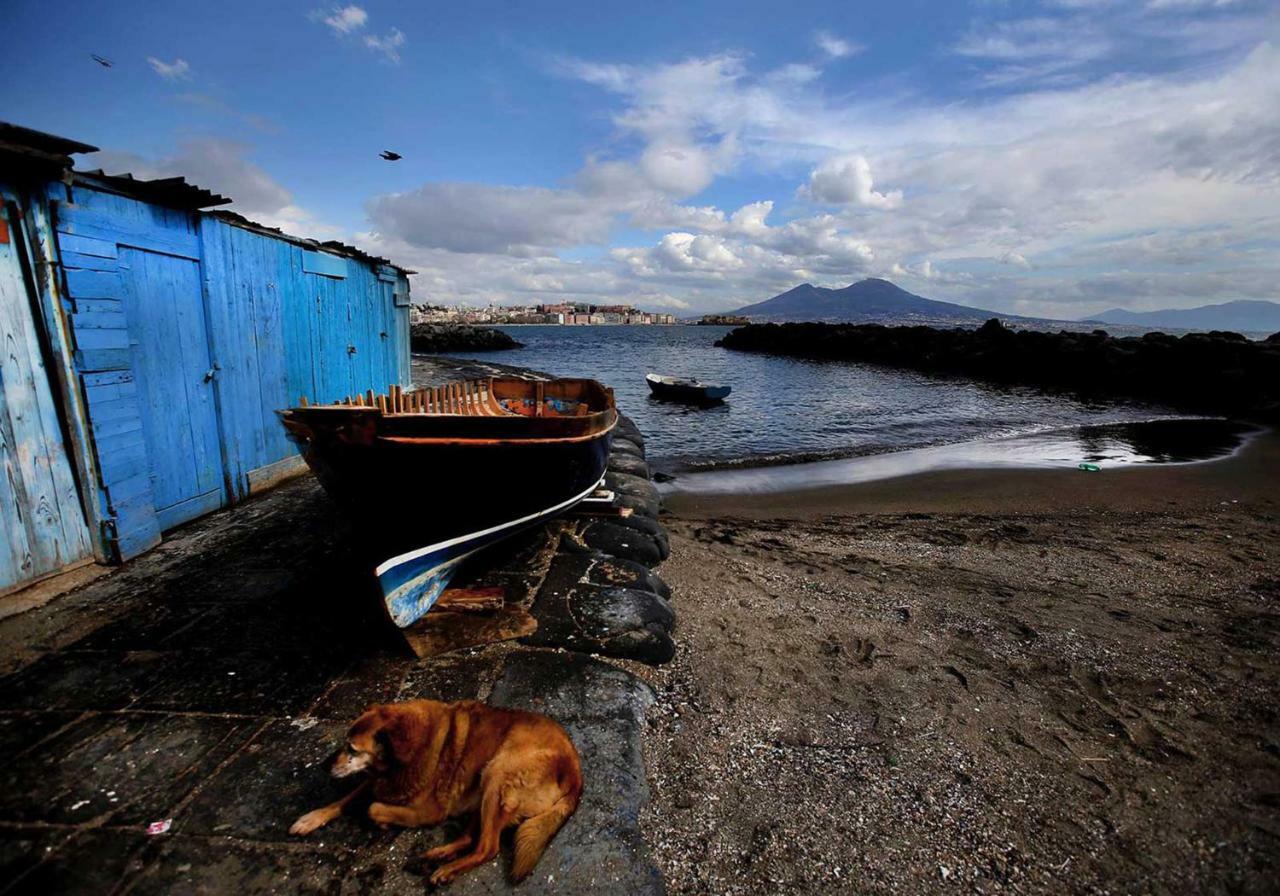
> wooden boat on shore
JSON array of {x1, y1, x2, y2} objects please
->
[
  {"x1": 281, "y1": 378, "x2": 616, "y2": 627},
  {"x1": 646, "y1": 373, "x2": 731, "y2": 404}
]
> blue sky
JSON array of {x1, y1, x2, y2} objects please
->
[{"x1": 2, "y1": 0, "x2": 1277, "y2": 317}]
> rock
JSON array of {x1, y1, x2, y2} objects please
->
[
  {"x1": 615, "y1": 416, "x2": 645, "y2": 450},
  {"x1": 579, "y1": 520, "x2": 666, "y2": 567},
  {"x1": 607, "y1": 453, "x2": 651, "y2": 479},
  {"x1": 611, "y1": 437, "x2": 645, "y2": 459},
  {"x1": 546, "y1": 546, "x2": 671, "y2": 599},
  {"x1": 718, "y1": 321, "x2": 1280, "y2": 421},
  {"x1": 524, "y1": 555, "x2": 676, "y2": 664},
  {"x1": 604, "y1": 513, "x2": 670, "y2": 555},
  {"x1": 605, "y1": 471, "x2": 662, "y2": 507},
  {"x1": 611, "y1": 492, "x2": 662, "y2": 521},
  {"x1": 409, "y1": 323, "x2": 523, "y2": 353}
]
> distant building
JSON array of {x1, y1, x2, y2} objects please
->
[{"x1": 412, "y1": 300, "x2": 679, "y2": 326}]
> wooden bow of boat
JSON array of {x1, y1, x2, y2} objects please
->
[{"x1": 279, "y1": 377, "x2": 617, "y2": 629}]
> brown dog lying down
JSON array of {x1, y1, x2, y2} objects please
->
[{"x1": 290, "y1": 699, "x2": 582, "y2": 885}]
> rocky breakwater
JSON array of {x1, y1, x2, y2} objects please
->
[
  {"x1": 410, "y1": 322, "x2": 523, "y2": 353},
  {"x1": 517, "y1": 413, "x2": 676, "y2": 665},
  {"x1": 719, "y1": 319, "x2": 1280, "y2": 420},
  {"x1": 452, "y1": 410, "x2": 674, "y2": 666}
]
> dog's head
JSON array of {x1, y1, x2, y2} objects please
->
[{"x1": 331, "y1": 704, "x2": 426, "y2": 778}]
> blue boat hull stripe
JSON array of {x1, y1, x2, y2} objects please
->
[
  {"x1": 375, "y1": 475, "x2": 604, "y2": 576},
  {"x1": 376, "y1": 475, "x2": 605, "y2": 626}
]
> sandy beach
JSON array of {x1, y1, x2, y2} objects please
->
[{"x1": 641, "y1": 431, "x2": 1280, "y2": 894}]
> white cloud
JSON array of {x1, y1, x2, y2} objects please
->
[
  {"x1": 147, "y1": 57, "x2": 191, "y2": 81},
  {"x1": 560, "y1": 54, "x2": 749, "y2": 197},
  {"x1": 366, "y1": 183, "x2": 617, "y2": 255},
  {"x1": 311, "y1": 5, "x2": 403, "y2": 63},
  {"x1": 364, "y1": 28, "x2": 406, "y2": 64},
  {"x1": 315, "y1": 5, "x2": 367, "y2": 34},
  {"x1": 803, "y1": 154, "x2": 903, "y2": 209},
  {"x1": 360, "y1": 10, "x2": 1279, "y2": 314},
  {"x1": 639, "y1": 142, "x2": 718, "y2": 196},
  {"x1": 814, "y1": 31, "x2": 863, "y2": 59}
]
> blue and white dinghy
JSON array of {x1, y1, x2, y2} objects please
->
[{"x1": 282, "y1": 378, "x2": 617, "y2": 627}]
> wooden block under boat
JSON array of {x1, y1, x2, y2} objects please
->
[
  {"x1": 432, "y1": 586, "x2": 505, "y2": 614},
  {"x1": 568, "y1": 504, "x2": 635, "y2": 519},
  {"x1": 399, "y1": 604, "x2": 537, "y2": 659}
]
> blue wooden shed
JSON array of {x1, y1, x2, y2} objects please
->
[{"x1": 0, "y1": 123, "x2": 412, "y2": 596}]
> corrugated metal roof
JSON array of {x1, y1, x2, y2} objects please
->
[
  {"x1": 0, "y1": 122, "x2": 98, "y2": 172},
  {"x1": 74, "y1": 170, "x2": 232, "y2": 210},
  {"x1": 210, "y1": 210, "x2": 413, "y2": 275},
  {"x1": 0, "y1": 120, "x2": 412, "y2": 276}
]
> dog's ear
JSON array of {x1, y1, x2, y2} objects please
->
[{"x1": 373, "y1": 706, "x2": 421, "y2": 764}]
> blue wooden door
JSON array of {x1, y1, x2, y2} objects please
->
[
  {"x1": 0, "y1": 203, "x2": 93, "y2": 592},
  {"x1": 117, "y1": 248, "x2": 225, "y2": 530}
]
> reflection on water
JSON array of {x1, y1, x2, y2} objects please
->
[
  {"x1": 437, "y1": 326, "x2": 1183, "y2": 470},
  {"x1": 663, "y1": 419, "x2": 1260, "y2": 496}
]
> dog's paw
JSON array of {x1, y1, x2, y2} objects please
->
[
  {"x1": 429, "y1": 866, "x2": 458, "y2": 887},
  {"x1": 422, "y1": 843, "x2": 462, "y2": 863},
  {"x1": 289, "y1": 809, "x2": 331, "y2": 836},
  {"x1": 368, "y1": 802, "x2": 398, "y2": 827}
]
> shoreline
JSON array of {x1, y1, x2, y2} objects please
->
[
  {"x1": 642, "y1": 426, "x2": 1280, "y2": 893},
  {"x1": 664, "y1": 425, "x2": 1279, "y2": 517}
]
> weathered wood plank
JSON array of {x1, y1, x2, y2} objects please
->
[
  {"x1": 0, "y1": 203, "x2": 94, "y2": 590},
  {"x1": 81, "y1": 369, "x2": 134, "y2": 389},
  {"x1": 64, "y1": 268, "x2": 122, "y2": 299},
  {"x1": 70, "y1": 310, "x2": 128, "y2": 330},
  {"x1": 57, "y1": 232, "x2": 118, "y2": 259},
  {"x1": 114, "y1": 517, "x2": 161, "y2": 560},
  {"x1": 58, "y1": 250, "x2": 118, "y2": 272},
  {"x1": 73, "y1": 298, "x2": 125, "y2": 315},
  {"x1": 75, "y1": 348, "x2": 132, "y2": 371},
  {"x1": 57, "y1": 203, "x2": 200, "y2": 260},
  {"x1": 74, "y1": 327, "x2": 130, "y2": 350},
  {"x1": 302, "y1": 250, "x2": 347, "y2": 279}
]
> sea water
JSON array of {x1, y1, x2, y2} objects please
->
[{"x1": 431, "y1": 325, "x2": 1252, "y2": 475}]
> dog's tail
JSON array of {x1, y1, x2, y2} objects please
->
[{"x1": 511, "y1": 755, "x2": 582, "y2": 882}]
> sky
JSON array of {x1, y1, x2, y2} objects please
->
[{"x1": 2, "y1": 0, "x2": 1278, "y2": 318}]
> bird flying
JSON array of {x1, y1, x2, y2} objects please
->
[
  {"x1": 91, "y1": 54, "x2": 113, "y2": 68},
  {"x1": 379, "y1": 150, "x2": 402, "y2": 161}
]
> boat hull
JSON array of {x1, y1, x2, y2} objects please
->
[
  {"x1": 300, "y1": 433, "x2": 612, "y2": 626},
  {"x1": 646, "y1": 376, "x2": 731, "y2": 403},
  {"x1": 281, "y1": 377, "x2": 616, "y2": 628}
]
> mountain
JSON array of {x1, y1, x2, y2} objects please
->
[
  {"x1": 1084, "y1": 300, "x2": 1280, "y2": 333},
  {"x1": 730, "y1": 278, "x2": 1013, "y2": 323}
]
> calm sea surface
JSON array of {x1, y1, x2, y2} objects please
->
[{"x1": 432, "y1": 325, "x2": 1219, "y2": 473}]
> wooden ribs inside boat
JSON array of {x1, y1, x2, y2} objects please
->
[{"x1": 281, "y1": 377, "x2": 618, "y2": 447}]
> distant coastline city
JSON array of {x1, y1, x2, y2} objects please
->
[
  {"x1": 412, "y1": 302, "x2": 681, "y2": 326},
  {"x1": 409, "y1": 303, "x2": 755, "y2": 327}
]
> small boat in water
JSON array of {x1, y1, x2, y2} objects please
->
[
  {"x1": 281, "y1": 378, "x2": 616, "y2": 627},
  {"x1": 646, "y1": 373, "x2": 731, "y2": 404}
]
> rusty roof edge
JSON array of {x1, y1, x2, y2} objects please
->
[
  {"x1": 0, "y1": 120, "x2": 412, "y2": 276},
  {"x1": 209, "y1": 210, "x2": 412, "y2": 275}
]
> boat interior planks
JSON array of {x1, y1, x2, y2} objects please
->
[{"x1": 279, "y1": 377, "x2": 617, "y2": 629}]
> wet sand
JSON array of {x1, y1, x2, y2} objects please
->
[{"x1": 641, "y1": 431, "x2": 1280, "y2": 894}]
